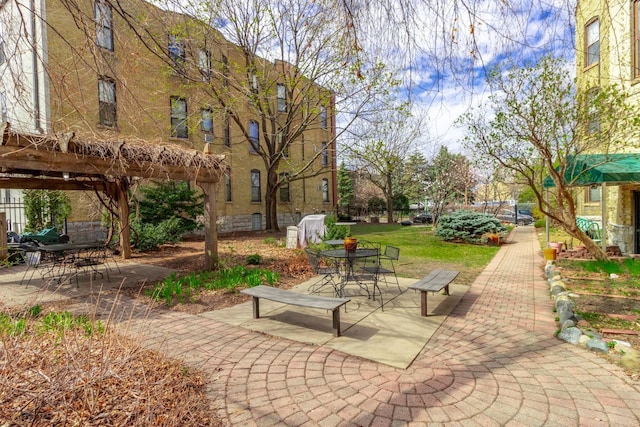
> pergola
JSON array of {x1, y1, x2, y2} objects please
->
[{"x1": 0, "y1": 122, "x2": 227, "y2": 269}]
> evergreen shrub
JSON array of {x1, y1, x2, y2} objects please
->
[{"x1": 435, "y1": 210, "x2": 507, "y2": 244}]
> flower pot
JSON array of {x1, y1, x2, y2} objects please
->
[
  {"x1": 549, "y1": 241, "x2": 563, "y2": 255},
  {"x1": 344, "y1": 237, "x2": 358, "y2": 252},
  {"x1": 543, "y1": 248, "x2": 557, "y2": 261}
]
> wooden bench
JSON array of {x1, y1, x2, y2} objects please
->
[
  {"x1": 240, "y1": 285, "x2": 350, "y2": 337},
  {"x1": 408, "y1": 270, "x2": 459, "y2": 316}
]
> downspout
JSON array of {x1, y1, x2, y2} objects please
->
[
  {"x1": 31, "y1": 0, "x2": 42, "y2": 133},
  {"x1": 601, "y1": 182, "x2": 607, "y2": 252}
]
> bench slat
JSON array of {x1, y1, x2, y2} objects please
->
[
  {"x1": 241, "y1": 286, "x2": 349, "y2": 310},
  {"x1": 241, "y1": 285, "x2": 350, "y2": 337},
  {"x1": 409, "y1": 270, "x2": 459, "y2": 292}
]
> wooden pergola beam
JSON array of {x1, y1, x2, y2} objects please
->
[
  {"x1": 0, "y1": 177, "x2": 112, "y2": 192},
  {"x1": 0, "y1": 146, "x2": 219, "y2": 183}
]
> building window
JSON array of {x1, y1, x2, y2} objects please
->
[
  {"x1": 249, "y1": 120, "x2": 259, "y2": 153},
  {"x1": 250, "y1": 73, "x2": 258, "y2": 93},
  {"x1": 168, "y1": 34, "x2": 186, "y2": 65},
  {"x1": 586, "y1": 186, "x2": 601, "y2": 203},
  {"x1": 0, "y1": 23, "x2": 5, "y2": 65},
  {"x1": 635, "y1": 2, "x2": 640, "y2": 78},
  {"x1": 320, "y1": 106, "x2": 327, "y2": 129},
  {"x1": 201, "y1": 108, "x2": 213, "y2": 133},
  {"x1": 321, "y1": 142, "x2": 328, "y2": 166},
  {"x1": 95, "y1": 0, "x2": 113, "y2": 51},
  {"x1": 277, "y1": 83, "x2": 286, "y2": 112},
  {"x1": 0, "y1": 91, "x2": 7, "y2": 122},
  {"x1": 225, "y1": 173, "x2": 232, "y2": 202},
  {"x1": 251, "y1": 213, "x2": 262, "y2": 230},
  {"x1": 251, "y1": 169, "x2": 261, "y2": 202},
  {"x1": 588, "y1": 88, "x2": 600, "y2": 133},
  {"x1": 198, "y1": 49, "x2": 211, "y2": 78},
  {"x1": 279, "y1": 173, "x2": 290, "y2": 202},
  {"x1": 224, "y1": 115, "x2": 230, "y2": 147},
  {"x1": 585, "y1": 18, "x2": 599, "y2": 68},
  {"x1": 98, "y1": 77, "x2": 116, "y2": 127},
  {"x1": 321, "y1": 178, "x2": 329, "y2": 202},
  {"x1": 222, "y1": 55, "x2": 229, "y2": 87},
  {"x1": 170, "y1": 97, "x2": 188, "y2": 138}
]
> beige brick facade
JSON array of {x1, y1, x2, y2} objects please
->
[{"x1": 24, "y1": 0, "x2": 337, "y2": 232}]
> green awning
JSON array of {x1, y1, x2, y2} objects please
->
[{"x1": 543, "y1": 153, "x2": 640, "y2": 188}]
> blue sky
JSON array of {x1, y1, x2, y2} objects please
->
[{"x1": 400, "y1": 0, "x2": 576, "y2": 154}]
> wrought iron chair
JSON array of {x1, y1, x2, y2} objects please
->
[
  {"x1": 362, "y1": 245, "x2": 400, "y2": 293},
  {"x1": 305, "y1": 248, "x2": 340, "y2": 296},
  {"x1": 351, "y1": 240, "x2": 384, "y2": 310}
]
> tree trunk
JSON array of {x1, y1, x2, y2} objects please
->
[
  {"x1": 264, "y1": 170, "x2": 280, "y2": 231},
  {"x1": 386, "y1": 175, "x2": 394, "y2": 224},
  {"x1": 564, "y1": 223, "x2": 609, "y2": 260}
]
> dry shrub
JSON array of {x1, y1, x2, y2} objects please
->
[{"x1": 0, "y1": 313, "x2": 221, "y2": 426}]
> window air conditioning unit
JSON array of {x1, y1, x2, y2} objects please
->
[{"x1": 203, "y1": 134, "x2": 214, "y2": 143}]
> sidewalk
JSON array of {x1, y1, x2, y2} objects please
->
[{"x1": 119, "y1": 226, "x2": 640, "y2": 426}]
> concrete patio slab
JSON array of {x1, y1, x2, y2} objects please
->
[{"x1": 200, "y1": 276, "x2": 467, "y2": 368}]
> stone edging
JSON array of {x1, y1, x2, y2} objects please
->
[{"x1": 545, "y1": 261, "x2": 640, "y2": 371}]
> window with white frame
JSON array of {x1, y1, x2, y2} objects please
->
[
  {"x1": 585, "y1": 18, "x2": 599, "y2": 68},
  {"x1": 277, "y1": 83, "x2": 286, "y2": 112},
  {"x1": 321, "y1": 178, "x2": 329, "y2": 202},
  {"x1": 201, "y1": 108, "x2": 213, "y2": 133},
  {"x1": 98, "y1": 77, "x2": 116, "y2": 127},
  {"x1": 249, "y1": 120, "x2": 259, "y2": 153},
  {"x1": 251, "y1": 169, "x2": 261, "y2": 202},
  {"x1": 95, "y1": 0, "x2": 113, "y2": 51},
  {"x1": 170, "y1": 97, "x2": 188, "y2": 138},
  {"x1": 198, "y1": 49, "x2": 210, "y2": 78},
  {"x1": 586, "y1": 185, "x2": 601, "y2": 203}
]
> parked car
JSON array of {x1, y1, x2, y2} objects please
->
[
  {"x1": 496, "y1": 210, "x2": 534, "y2": 225},
  {"x1": 412, "y1": 213, "x2": 433, "y2": 224}
]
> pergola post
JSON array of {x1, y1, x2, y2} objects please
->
[
  {"x1": 201, "y1": 181, "x2": 218, "y2": 270},
  {"x1": 116, "y1": 178, "x2": 132, "y2": 259}
]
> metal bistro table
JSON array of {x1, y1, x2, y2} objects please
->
[
  {"x1": 37, "y1": 243, "x2": 108, "y2": 285},
  {"x1": 319, "y1": 248, "x2": 379, "y2": 298}
]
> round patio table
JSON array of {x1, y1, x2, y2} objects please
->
[{"x1": 319, "y1": 248, "x2": 379, "y2": 298}]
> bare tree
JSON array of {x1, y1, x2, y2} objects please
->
[
  {"x1": 344, "y1": 103, "x2": 424, "y2": 223},
  {"x1": 459, "y1": 55, "x2": 640, "y2": 260}
]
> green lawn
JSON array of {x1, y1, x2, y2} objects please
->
[{"x1": 347, "y1": 223, "x2": 500, "y2": 285}]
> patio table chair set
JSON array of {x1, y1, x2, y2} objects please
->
[{"x1": 305, "y1": 241, "x2": 401, "y2": 311}]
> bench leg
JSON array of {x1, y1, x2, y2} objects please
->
[
  {"x1": 420, "y1": 291, "x2": 428, "y2": 317},
  {"x1": 332, "y1": 308, "x2": 341, "y2": 337},
  {"x1": 444, "y1": 284, "x2": 450, "y2": 296},
  {"x1": 252, "y1": 296, "x2": 260, "y2": 318}
]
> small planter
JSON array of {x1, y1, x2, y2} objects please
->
[
  {"x1": 543, "y1": 248, "x2": 557, "y2": 261},
  {"x1": 344, "y1": 237, "x2": 358, "y2": 252},
  {"x1": 487, "y1": 234, "x2": 500, "y2": 246},
  {"x1": 549, "y1": 241, "x2": 563, "y2": 255}
]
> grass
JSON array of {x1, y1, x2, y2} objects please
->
[{"x1": 349, "y1": 223, "x2": 501, "y2": 284}]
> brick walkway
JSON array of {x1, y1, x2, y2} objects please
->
[{"x1": 121, "y1": 226, "x2": 640, "y2": 426}]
